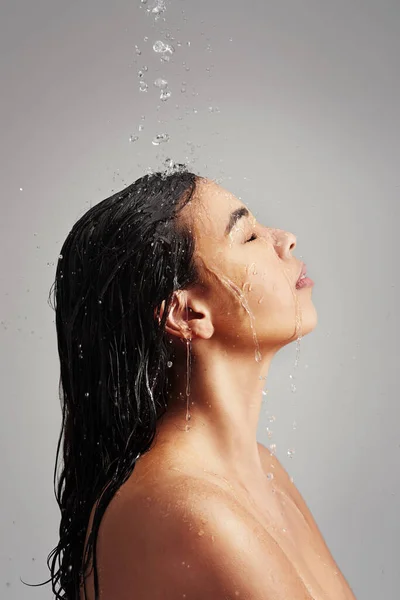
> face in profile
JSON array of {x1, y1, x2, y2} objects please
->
[{"x1": 180, "y1": 178, "x2": 318, "y2": 358}]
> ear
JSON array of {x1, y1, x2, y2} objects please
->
[{"x1": 155, "y1": 291, "x2": 214, "y2": 342}]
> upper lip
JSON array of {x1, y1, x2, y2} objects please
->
[{"x1": 296, "y1": 262, "x2": 307, "y2": 283}]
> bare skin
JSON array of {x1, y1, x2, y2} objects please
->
[
  {"x1": 80, "y1": 178, "x2": 357, "y2": 599},
  {"x1": 81, "y1": 442, "x2": 356, "y2": 599}
]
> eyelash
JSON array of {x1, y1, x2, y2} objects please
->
[{"x1": 246, "y1": 234, "x2": 258, "y2": 243}]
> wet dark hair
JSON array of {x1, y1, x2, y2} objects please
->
[{"x1": 23, "y1": 167, "x2": 202, "y2": 599}]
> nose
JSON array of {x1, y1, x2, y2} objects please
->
[{"x1": 272, "y1": 228, "x2": 297, "y2": 258}]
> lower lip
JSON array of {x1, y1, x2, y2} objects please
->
[{"x1": 296, "y1": 277, "x2": 314, "y2": 289}]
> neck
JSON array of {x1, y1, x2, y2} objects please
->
[{"x1": 156, "y1": 341, "x2": 275, "y2": 485}]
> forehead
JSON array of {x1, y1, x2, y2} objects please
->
[{"x1": 187, "y1": 179, "x2": 248, "y2": 243}]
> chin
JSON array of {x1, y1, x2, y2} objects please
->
[{"x1": 296, "y1": 302, "x2": 318, "y2": 338}]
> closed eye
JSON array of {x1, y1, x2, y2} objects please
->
[{"x1": 246, "y1": 233, "x2": 258, "y2": 243}]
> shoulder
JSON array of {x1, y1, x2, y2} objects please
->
[{"x1": 96, "y1": 475, "x2": 309, "y2": 600}]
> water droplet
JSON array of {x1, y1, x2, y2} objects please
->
[
  {"x1": 154, "y1": 78, "x2": 168, "y2": 88},
  {"x1": 150, "y1": 0, "x2": 166, "y2": 16},
  {"x1": 292, "y1": 421, "x2": 297, "y2": 430},
  {"x1": 167, "y1": 361, "x2": 173, "y2": 368},
  {"x1": 85, "y1": 392, "x2": 90, "y2": 397},
  {"x1": 160, "y1": 90, "x2": 172, "y2": 101},
  {"x1": 287, "y1": 448, "x2": 296, "y2": 458},
  {"x1": 138, "y1": 124, "x2": 144, "y2": 131},
  {"x1": 139, "y1": 81, "x2": 148, "y2": 92},
  {"x1": 268, "y1": 415, "x2": 276, "y2": 423},
  {"x1": 141, "y1": 0, "x2": 148, "y2": 3},
  {"x1": 291, "y1": 383, "x2": 297, "y2": 393},
  {"x1": 152, "y1": 133, "x2": 170, "y2": 145},
  {"x1": 269, "y1": 443, "x2": 277, "y2": 454},
  {"x1": 262, "y1": 389, "x2": 268, "y2": 396},
  {"x1": 138, "y1": 70, "x2": 144, "y2": 78},
  {"x1": 153, "y1": 40, "x2": 174, "y2": 54},
  {"x1": 19, "y1": 187, "x2": 23, "y2": 191},
  {"x1": 135, "y1": 45, "x2": 142, "y2": 55},
  {"x1": 266, "y1": 472, "x2": 274, "y2": 481},
  {"x1": 129, "y1": 135, "x2": 139, "y2": 143}
]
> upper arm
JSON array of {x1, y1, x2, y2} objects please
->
[{"x1": 98, "y1": 484, "x2": 311, "y2": 600}]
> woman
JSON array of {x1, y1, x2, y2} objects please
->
[{"x1": 42, "y1": 167, "x2": 356, "y2": 599}]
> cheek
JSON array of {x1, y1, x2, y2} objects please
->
[{"x1": 246, "y1": 268, "x2": 295, "y2": 310}]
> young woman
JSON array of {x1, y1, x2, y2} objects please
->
[{"x1": 40, "y1": 167, "x2": 356, "y2": 599}]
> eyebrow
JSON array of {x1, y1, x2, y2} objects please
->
[{"x1": 225, "y1": 207, "x2": 250, "y2": 236}]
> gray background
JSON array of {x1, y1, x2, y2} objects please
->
[{"x1": 1, "y1": 0, "x2": 399, "y2": 598}]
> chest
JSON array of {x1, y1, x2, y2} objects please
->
[{"x1": 234, "y1": 479, "x2": 356, "y2": 600}]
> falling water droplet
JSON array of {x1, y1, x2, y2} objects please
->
[
  {"x1": 129, "y1": 135, "x2": 139, "y2": 143},
  {"x1": 287, "y1": 448, "x2": 296, "y2": 458},
  {"x1": 266, "y1": 472, "x2": 274, "y2": 481},
  {"x1": 167, "y1": 361, "x2": 173, "y2": 368},
  {"x1": 269, "y1": 444, "x2": 277, "y2": 455},
  {"x1": 153, "y1": 40, "x2": 175, "y2": 54},
  {"x1": 262, "y1": 389, "x2": 268, "y2": 396},
  {"x1": 152, "y1": 133, "x2": 170, "y2": 145},
  {"x1": 160, "y1": 90, "x2": 172, "y2": 101},
  {"x1": 139, "y1": 81, "x2": 148, "y2": 92},
  {"x1": 154, "y1": 78, "x2": 168, "y2": 89},
  {"x1": 135, "y1": 45, "x2": 142, "y2": 55},
  {"x1": 150, "y1": 0, "x2": 166, "y2": 17}
]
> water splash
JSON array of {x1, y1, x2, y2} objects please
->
[{"x1": 147, "y1": 0, "x2": 166, "y2": 20}]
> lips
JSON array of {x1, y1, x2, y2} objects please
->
[{"x1": 296, "y1": 263, "x2": 307, "y2": 284}]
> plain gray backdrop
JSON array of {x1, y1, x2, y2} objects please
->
[{"x1": 1, "y1": 1, "x2": 399, "y2": 598}]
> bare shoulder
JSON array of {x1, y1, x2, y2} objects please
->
[{"x1": 95, "y1": 475, "x2": 312, "y2": 600}]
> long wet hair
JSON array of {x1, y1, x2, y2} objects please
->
[{"x1": 24, "y1": 167, "x2": 202, "y2": 599}]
